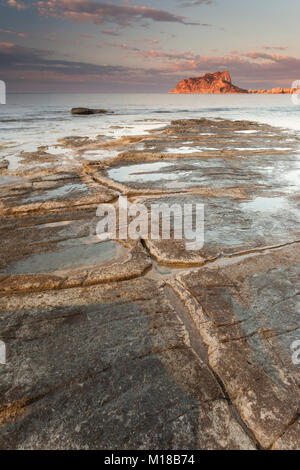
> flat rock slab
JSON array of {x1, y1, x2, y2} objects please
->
[
  {"x1": 0, "y1": 171, "x2": 117, "y2": 216},
  {"x1": 96, "y1": 148, "x2": 299, "y2": 194},
  {"x1": 140, "y1": 193, "x2": 300, "y2": 265},
  {"x1": 174, "y1": 243, "x2": 300, "y2": 449},
  {"x1": 0, "y1": 209, "x2": 151, "y2": 294},
  {"x1": 0, "y1": 278, "x2": 254, "y2": 450}
]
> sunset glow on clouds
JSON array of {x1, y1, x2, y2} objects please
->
[{"x1": 1, "y1": 0, "x2": 300, "y2": 91}]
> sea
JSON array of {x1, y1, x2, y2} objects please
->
[{"x1": 1, "y1": 93, "x2": 300, "y2": 165}]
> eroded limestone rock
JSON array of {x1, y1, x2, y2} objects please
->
[
  {"x1": 0, "y1": 117, "x2": 299, "y2": 450},
  {"x1": 0, "y1": 278, "x2": 255, "y2": 450}
]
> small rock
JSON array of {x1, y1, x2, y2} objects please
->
[
  {"x1": 0, "y1": 160, "x2": 9, "y2": 170},
  {"x1": 71, "y1": 108, "x2": 112, "y2": 116}
]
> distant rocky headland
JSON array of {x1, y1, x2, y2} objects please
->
[{"x1": 169, "y1": 70, "x2": 296, "y2": 94}]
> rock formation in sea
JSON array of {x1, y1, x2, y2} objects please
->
[
  {"x1": 71, "y1": 108, "x2": 112, "y2": 115},
  {"x1": 169, "y1": 70, "x2": 296, "y2": 94},
  {"x1": 169, "y1": 70, "x2": 248, "y2": 94}
]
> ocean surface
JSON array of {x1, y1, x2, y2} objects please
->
[{"x1": 1, "y1": 93, "x2": 300, "y2": 161}]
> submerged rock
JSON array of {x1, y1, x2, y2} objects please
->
[{"x1": 71, "y1": 108, "x2": 112, "y2": 115}]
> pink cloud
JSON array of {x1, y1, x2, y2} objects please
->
[
  {"x1": 35, "y1": 0, "x2": 202, "y2": 26},
  {"x1": 2, "y1": 41, "x2": 300, "y2": 91},
  {"x1": 0, "y1": 41, "x2": 15, "y2": 48},
  {"x1": 0, "y1": 28, "x2": 30, "y2": 38},
  {"x1": 101, "y1": 29, "x2": 119, "y2": 36},
  {"x1": 262, "y1": 46, "x2": 287, "y2": 51},
  {"x1": 7, "y1": 0, "x2": 27, "y2": 10}
]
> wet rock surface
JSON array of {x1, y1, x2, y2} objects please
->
[
  {"x1": 173, "y1": 244, "x2": 300, "y2": 449},
  {"x1": 0, "y1": 279, "x2": 255, "y2": 450},
  {"x1": 0, "y1": 118, "x2": 299, "y2": 449}
]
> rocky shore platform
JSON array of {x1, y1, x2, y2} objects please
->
[
  {"x1": 0, "y1": 118, "x2": 299, "y2": 449},
  {"x1": 169, "y1": 71, "x2": 297, "y2": 94}
]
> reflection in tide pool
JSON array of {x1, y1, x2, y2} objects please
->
[
  {"x1": 166, "y1": 146, "x2": 203, "y2": 154},
  {"x1": 283, "y1": 169, "x2": 300, "y2": 187},
  {"x1": 4, "y1": 153, "x2": 22, "y2": 170},
  {"x1": 108, "y1": 161, "x2": 171, "y2": 183},
  {"x1": 22, "y1": 183, "x2": 88, "y2": 203},
  {"x1": 240, "y1": 197, "x2": 287, "y2": 212},
  {"x1": 2, "y1": 241, "x2": 120, "y2": 274},
  {"x1": 79, "y1": 148, "x2": 120, "y2": 161},
  {"x1": 108, "y1": 159, "x2": 227, "y2": 187}
]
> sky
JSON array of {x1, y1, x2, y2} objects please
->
[{"x1": 0, "y1": 0, "x2": 300, "y2": 92}]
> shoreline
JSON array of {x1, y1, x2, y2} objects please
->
[{"x1": 0, "y1": 117, "x2": 299, "y2": 449}]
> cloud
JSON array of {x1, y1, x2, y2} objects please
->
[
  {"x1": 97, "y1": 41, "x2": 300, "y2": 86},
  {"x1": 0, "y1": 42, "x2": 128, "y2": 76},
  {"x1": 0, "y1": 28, "x2": 30, "y2": 38},
  {"x1": 261, "y1": 45, "x2": 287, "y2": 51},
  {"x1": 2, "y1": 41, "x2": 300, "y2": 91},
  {"x1": 169, "y1": 51, "x2": 300, "y2": 85},
  {"x1": 0, "y1": 41, "x2": 183, "y2": 91},
  {"x1": 120, "y1": 44, "x2": 196, "y2": 62},
  {"x1": 101, "y1": 29, "x2": 120, "y2": 36},
  {"x1": 6, "y1": 0, "x2": 28, "y2": 9},
  {"x1": 79, "y1": 33, "x2": 94, "y2": 38},
  {"x1": 35, "y1": 0, "x2": 201, "y2": 26},
  {"x1": 179, "y1": 0, "x2": 213, "y2": 7}
]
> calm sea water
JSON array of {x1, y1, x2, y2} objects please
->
[{"x1": 1, "y1": 93, "x2": 300, "y2": 156}]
